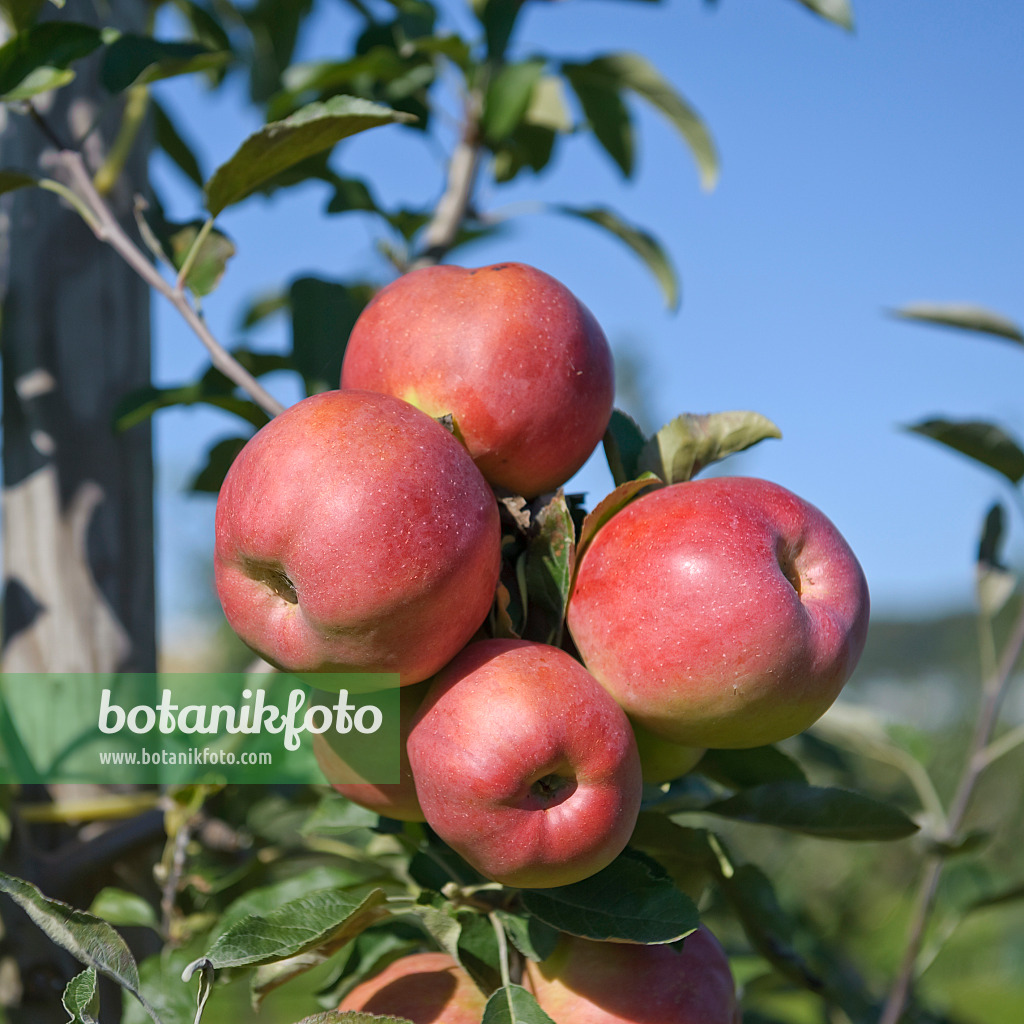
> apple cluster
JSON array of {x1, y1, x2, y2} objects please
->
[{"x1": 213, "y1": 261, "x2": 870, "y2": 1023}]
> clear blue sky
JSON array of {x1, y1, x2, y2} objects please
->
[{"x1": 151, "y1": 0, "x2": 1024, "y2": 642}]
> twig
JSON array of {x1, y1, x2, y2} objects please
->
[{"x1": 877, "y1": 598, "x2": 1024, "y2": 1024}]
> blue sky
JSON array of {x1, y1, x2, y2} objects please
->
[{"x1": 151, "y1": 0, "x2": 1024, "y2": 640}]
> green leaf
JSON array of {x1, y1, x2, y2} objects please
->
[
  {"x1": 626, "y1": 817, "x2": 714, "y2": 900},
  {"x1": 169, "y1": 0, "x2": 233, "y2": 57},
  {"x1": 476, "y1": 0, "x2": 524, "y2": 61},
  {"x1": 152, "y1": 100, "x2": 204, "y2": 188},
  {"x1": 300, "y1": 794, "x2": 380, "y2": 835},
  {"x1": 482, "y1": 984, "x2": 557, "y2": 1024},
  {"x1": 100, "y1": 35, "x2": 230, "y2": 92},
  {"x1": 976, "y1": 502, "x2": 1016, "y2": 616},
  {"x1": 492, "y1": 122, "x2": 557, "y2": 183},
  {"x1": 906, "y1": 418, "x2": 1024, "y2": 485},
  {"x1": 637, "y1": 410, "x2": 782, "y2": 484},
  {"x1": 204, "y1": 96, "x2": 416, "y2": 216},
  {"x1": 494, "y1": 911, "x2": 560, "y2": 963},
  {"x1": 0, "y1": 872, "x2": 151, "y2": 1014},
  {"x1": 602, "y1": 409, "x2": 647, "y2": 486},
  {"x1": 891, "y1": 302, "x2": 1024, "y2": 345},
  {"x1": 0, "y1": 22, "x2": 103, "y2": 101},
  {"x1": 573, "y1": 473, "x2": 661, "y2": 573},
  {"x1": 0, "y1": 1, "x2": 45, "y2": 34},
  {"x1": 698, "y1": 746, "x2": 807, "y2": 789},
  {"x1": 114, "y1": 383, "x2": 267, "y2": 433},
  {"x1": 0, "y1": 169, "x2": 37, "y2": 193},
  {"x1": 523, "y1": 490, "x2": 576, "y2": 644},
  {"x1": 483, "y1": 58, "x2": 546, "y2": 142},
  {"x1": 190, "y1": 436, "x2": 248, "y2": 493},
  {"x1": 88, "y1": 888, "x2": 158, "y2": 930},
  {"x1": 202, "y1": 887, "x2": 390, "y2": 969},
  {"x1": 525, "y1": 75, "x2": 573, "y2": 133},
  {"x1": 791, "y1": 0, "x2": 855, "y2": 31},
  {"x1": 169, "y1": 221, "x2": 235, "y2": 297},
  {"x1": 399, "y1": 891, "x2": 462, "y2": 962},
  {"x1": 702, "y1": 782, "x2": 919, "y2": 840},
  {"x1": 551, "y1": 204, "x2": 679, "y2": 310},
  {"x1": 562, "y1": 61, "x2": 634, "y2": 176},
  {"x1": 62, "y1": 968, "x2": 100, "y2": 1024},
  {"x1": 521, "y1": 848, "x2": 699, "y2": 943},
  {"x1": 565, "y1": 52, "x2": 718, "y2": 190}
]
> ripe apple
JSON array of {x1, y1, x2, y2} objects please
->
[
  {"x1": 524, "y1": 926, "x2": 739, "y2": 1024},
  {"x1": 214, "y1": 389, "x2": 500, "y2": 683},
  {"x1": 337, "y1": 951, "x2": 487, "y2": 1022},
  {"x1": 631, "y1": 720, "x2": 705, "y2": 785},
  {"x1": 313, "y1": 680, "x2": 428, "y2": 822},
  {"x1": 407, "y1": 639, "x2": 642, "y2": 888},
  {"x1": 567, "y1": 476, "x2": 870, "y2": 749},
  {"x1": 340, "y1": 262, "x2": 615, "y2": 498}
]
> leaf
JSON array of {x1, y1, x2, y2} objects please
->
[
  {"x1": 0, "y1": 872, "x2": 151, "y2": 1014},
  {"x1": 891, "y1": 302, "x2": 1024, "y2": 345},
  {"x1": 521, "y1": 848, "x2": 699, "y2": 943},
  {"x1": 702, "y1": 782, "x2": 919, "y2": 840},
  {"x1": 565, "y1": 52, "x2": 718, "y2": 190},
  {"x1": 523, "y1": 490, "x2": 576, "y2": 643},
  {"x1": 626, "y1": 817, "x2": 714, "y2": 900},
  {"x1": 88, "y1": 888, "x2": 158, "y2": 930},
  {"x1": 494, "y1": 911, "x2": 560, "y2": 963},
  {"x1": 301, "y1": 794, "x2": 380, "y2": 835},
  {"x1": 62, "y1": 968, "x2": 100, "y2": 1024},
  {"x1": 976, "y1": 502, "x2": 1016, "y2": 616},
  {"x1": 482, "y1": 984, "x2": 557, "y2": 1024},
  {"x1": 0, "y1": 169, "x2": 38, "y2": 196},
  {"x1": 300, "y1": 1015, "x2": 413, "y2": 1024},
  {"x1": 525, "y1": 75, "x2": 572, "y2": 133},
  {"x1": 399, "y1": 891, "x2": 462, "y2": 962},
  {"x1": 573, "y1": 473, "x2": 661, "y2": 573},
  {"x1": 602, "y1": 409, "x2": 647, "y2": 486},
  {"x1": 152, "y1": 100, "x2": 204, "y2": 188},
  {"x1": 552, "y1": 205, "x2": 679, "y2": 310},
  {"x1": 190, "y1": 436, "x2": 248, "y2": 493},
  {"x1": 791, "y1": 0, "x2": 855, "y2": 31},
  {"x1": 562, "y1": 61, "x2": 634, "y2": 176},
  {"x1": 0, "y1": 22, "x2": 103, "y2": 101},
  {"x1": 202, "y1": 887, "x2": 390, "y2": 969},
  {"x1": 204, "y1": 96, "x2": 416, "y2": 216},
  {"x1": 100, "y1": 35, "x2": 230, "y2": 92},
  {"x1": 637, "y1": 410, "x2": 782, "y2": 484},
  {"x1": 483, "y1": 58, "x2": 546, "y2": 142},
  {"x1": 168, "y1": 221, "x2": 235, "y2": 297},
  {"x1": 698, "y1": 746, "x2": 808, "y2": 789},
  {"x1": 906, "y1": 418, "x2": 1024, "y2": 485},
  {"x1": 476, "y1": 0, "x2": 523, "y2": 61}
]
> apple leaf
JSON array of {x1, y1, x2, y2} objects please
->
[
  {"x1": 87, "y1": 888, "x2": 158, "y2": 930},
  {"x1": 483, "y1": 58, "x2": 546, "y2": 142},
  {"x1": 698, "y1": 746, "x2": 808, "y2": 789},
  {"x1": 204, "y1": 96, "x2": 416, "y2": 216},
  {"x1": 0, "y1": 21, "x2": 104, "y2": 101},
  {"x1": 201, "y1": 887, "x2": 390, "y2": 968},
  {"x1": 637, "y1": 410, "x2": 782, "y2": 484},
  {"x1": 976, "y1": 503, "x2": 1017, "y2": 616},
  {"x1": 495, "y1": 910, "x2": 560, "y2": 963},
  {"x1": 300, "y1": 794, "x2": 380, "y2": 836},
  {"x1": 399, "y1": 891, "x2": 463, "y2": 963},
  {"x1": 99, "y1": 34, "x2": 230, "y2": 92},
  {"x1": 603, "y1": 409, "x2": 647, "y2": 486},
  {"x1": 62, "y1": 968, "x2": 100, "y2": 1024},
  {"x1": 891, "y1": 302, "x2": 1024, "y2": 345},
  {"x1": 0, "y1": 170, "x2": 38, "y2": 194},
  {"x1": 521, "y1": 848, "x2": 698, "y2": 943},
  {"x1": 562, "y1": 60, "x2": 634, "y2": 176},
  {"x1": 523, "y1": 490, "x2": 576, "y2": 644},
  {"x1": 0, "y1": 872, "x2": 152, "y2": 1016},
  {"x1": 701, "y1": 782, "x2": 919, "y2": 841},
  {"x1": 791, "y1": 0, "x2": 854, "y2": 31},
  {"x1": 483, "y1": 984, "x2": 557, "y2": 1024},
  {"x1": 573, "y1": 472, "x2": 661, "y2": 579},
  {"x1": 906, "y1": 418, "x2": 1024, "y2": 485},
  {"x1": 627, "y1": 817, "x2": 715, "y2": 900},
  {"x1": 552, "y1": 204, "x2": 678, "y2": 311}
]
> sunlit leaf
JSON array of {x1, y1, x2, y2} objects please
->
[
  {"x1": 976, "y1": 502, "x2": 1016, "y2": 615},
  {"x1": 204, "y1": 96, "x2": 416, "y2": 216},
  {"x1": 552, "y1": 204, "x2": 678, "y2": 310},
  {"x1": 482, "y1": 984, "x2": 557, "y2": 1024},
  {"x1": 0, "y1": 21, "x2": 102, "y2": 101},
  {"x1": 906, "y1": 418, "x2": 1024, "y2": 485},
  {"x1": 791, "y1": 0, "x2": 854, "y2": 30},
  {"x1": 483, "y1": 58, "x2": 545, "y2": 142},
  {"x1": 62, "y1": 968, "x2": 99, "y2": 1024},
  {"x1": 891, "y1": 302, "x2": 1024, "y2": 345},
  {"x1": 88, "y1": 888, "x2": 158, "y2": 930}
]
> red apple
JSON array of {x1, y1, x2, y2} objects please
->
[
  {"x1": 313, "y1": 680, "x2": 428, "y2": 822},
  {"x1": 407, "y1": 639, "x2": 642, "y2": 888},
  {"x1": 524, "y1": 926, "x2": 739, "y2": 1024},
  {"x1": 214, "y1": 389, "x2": 500, "y2": 684},
  {"x1": 340, "y1": 262, "x2": 615, "y2": 498},
  {"x1": 337, "y1": 951, "x2": 487, "y2": 1022},
  {"x1": 567, "y1": 476, "x2": 870, "y2": 749}
]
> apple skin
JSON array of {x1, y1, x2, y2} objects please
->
[
  {"x1": 407, "y1": 639, "x2": 642, "y2": 889},
  {"x1": 340, "y1": 262, "x2": 615, "y2": 498},
  {"x1": 214, "y1": 389, "x2": 500, "y2": 684},
  {"x1": 631, "y1": 720, "x2": 705, "y2": 785},
  {"x1": 567, "y1": 476, "x2": 870, "y2": 749},
  {"x1": 524, "y1": 926, "x2": 739, "y2": 1024},
  {"x1": 337, "y1": 951, "x2": 487, "y2": 1023},
  {"x1": 313, "y1": 680, "x2": 428, "y2": 822}
]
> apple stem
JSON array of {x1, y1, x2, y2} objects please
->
[
  {"x1": 489, "y1": 910, "x2": 513, "y2": 989},
  {"x1": 877, "y1": 595, "x2": 1024, "y2": 1024}
]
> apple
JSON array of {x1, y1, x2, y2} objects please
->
[
  {"x1": 631, "y1": 720, "x2": 705, "y2": 785},
  {"x1": 313, "y1": 680, "x2": 428, "y2": 822},
  {"x1": 214, "y1": 389, "x2": 500, "y2": 684},
  {"x1": 524, "y1": 926, "x2": 739, "y2": 1024},
  {"x1": 406, "y1": 638, "x2": 642, "y2": 888},
  {"x1": 340, "y1": 262, "x2": 615, "y2": 498},
  {"x1": 567, "y1": 476, "x2": 870, "y2": 749},
  {"x1": 337, "y1": 951, "x2": 487, "y2": 1022}
]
